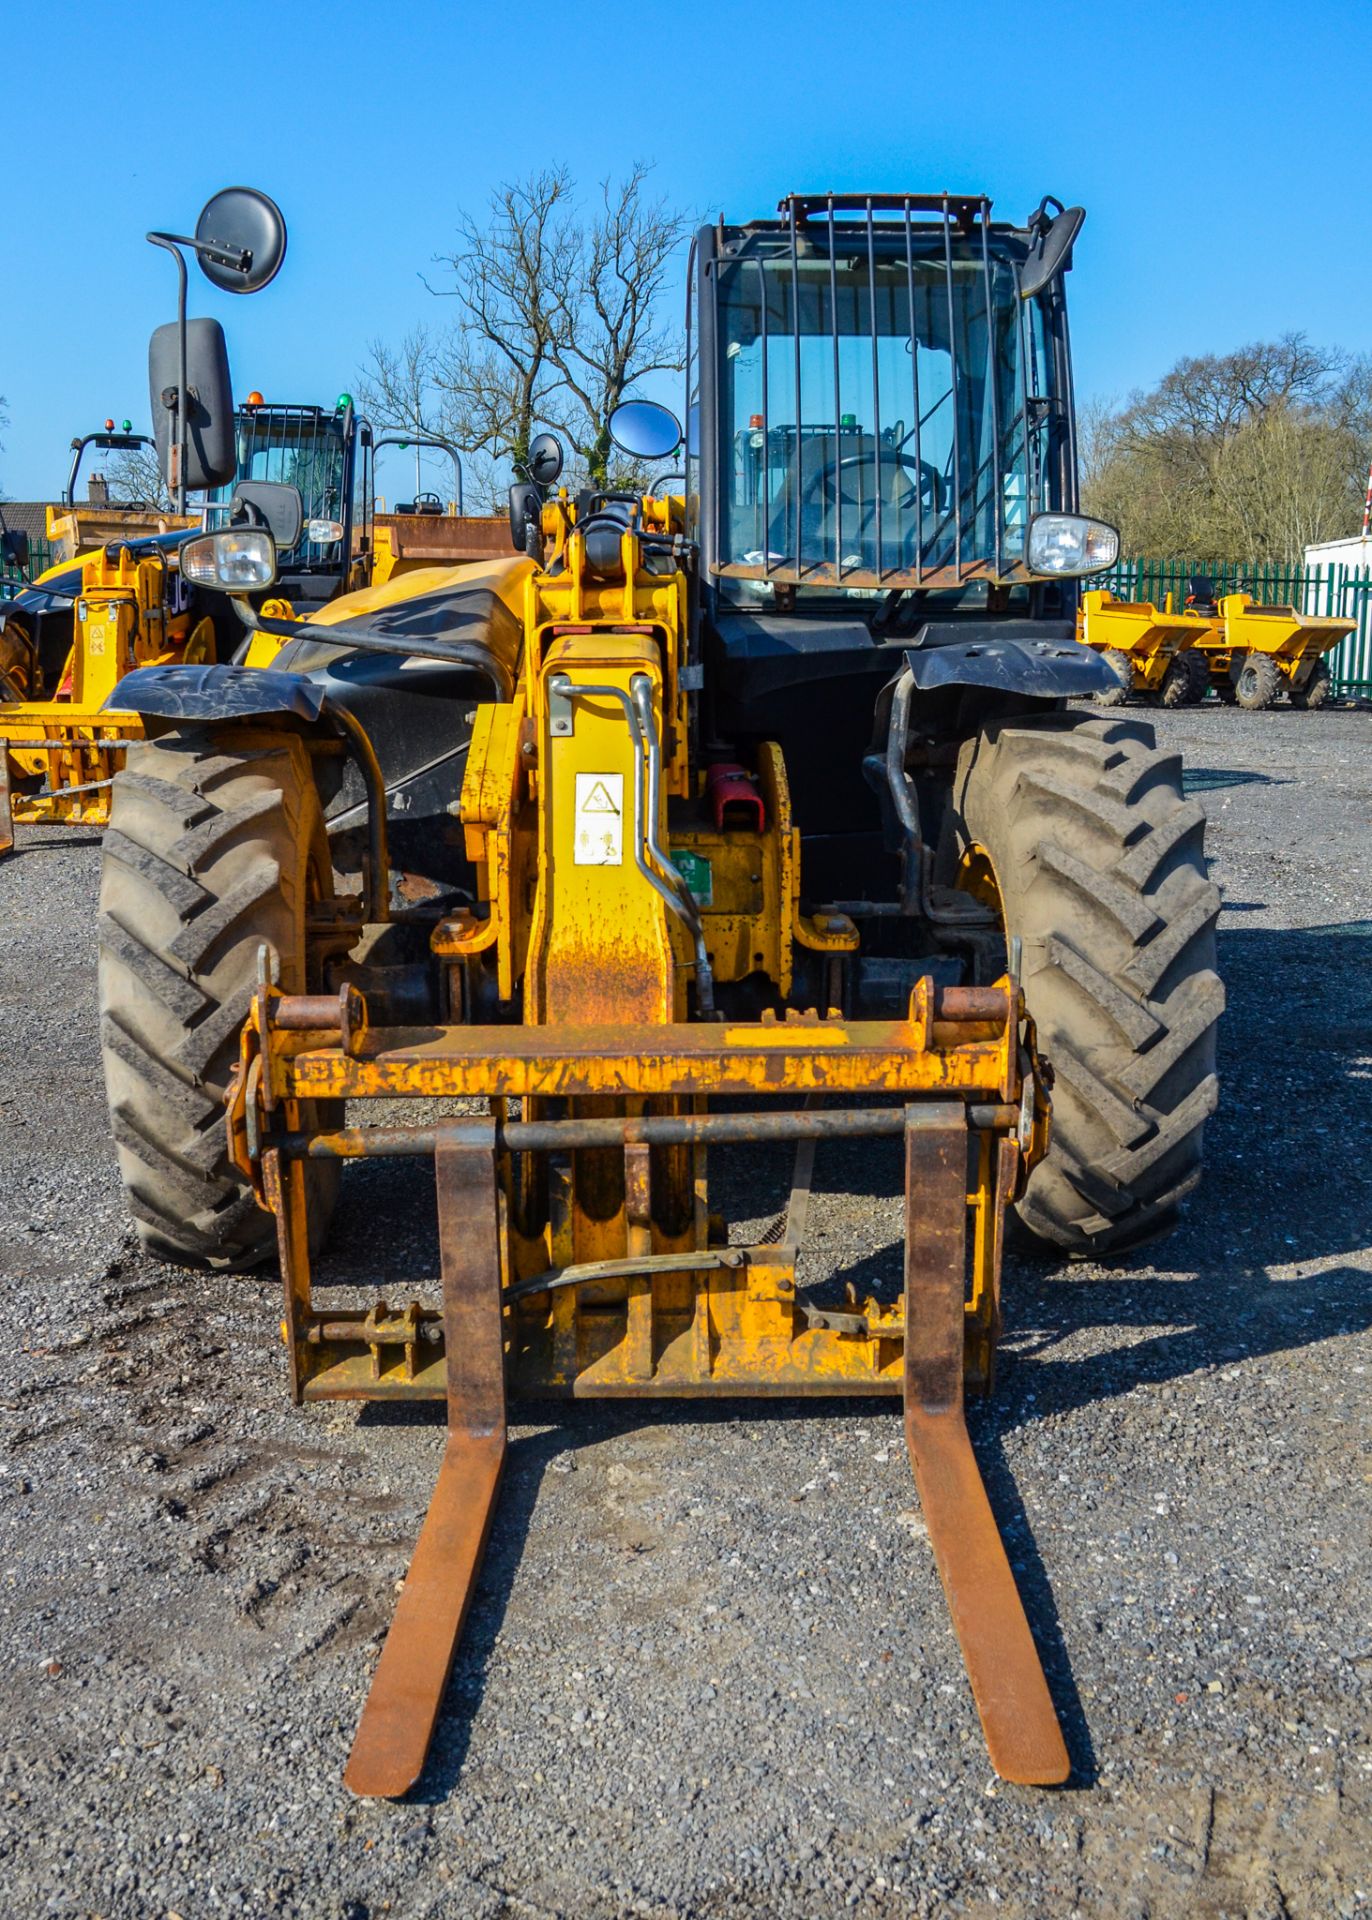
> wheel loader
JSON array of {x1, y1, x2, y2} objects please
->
[{"x1": 97, "y1": 191, "x2": 1223, "y2": 1796}]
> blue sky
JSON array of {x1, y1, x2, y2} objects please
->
[{"x1": 4, "y1": 0, "x2": 1369, "y2": 499}]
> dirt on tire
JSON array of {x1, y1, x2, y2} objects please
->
[
  {"x1": 97, "y1": 727, "x2": 338, "y2": 1270},
  {"x1": 946, "y1": 712, "x2": 1223, "y2": 1256}
]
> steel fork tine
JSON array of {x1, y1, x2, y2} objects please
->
[
  {"x1": 345, "y1": 1123, "x2": 507, "y2": 1798},
  {"x1": 902, "y1": 1105, "x2": 1070, "y2": 1786}
]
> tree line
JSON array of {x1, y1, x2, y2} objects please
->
[{"x1": 1081, "y1": 334, "x2": 1372, "y2": 563}]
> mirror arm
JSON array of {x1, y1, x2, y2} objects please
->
[
  {"x1": 146, "y1": 229, "x2": 250, "y2": 273},
  {"x1": 146, "y1": 233, "x2": 191, "y2": 515}
]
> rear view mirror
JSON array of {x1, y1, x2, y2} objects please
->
[
  {"x1": 1020, "y1": 200, "x2": 1085, "y2": 299},
  {"x1": 528, "y1": 433, "x2": 563, "y2": 487},
  {"x1": 508, "y1": 481, "x2": 540, "y2": 555},
  {"x1": 148, "y1": 317, "x2": 236, "y2": 492},
  {"x1": 145, "y1": 187, "x2": 288, "y2": 511},
  {"x1": 609, "y1": 400, "x2": 682, "y2": 460},
  {"x1": 1, "y1": 528, "x2": 30, "y2": 572},
  {"x1": 194, "y1": 187, "x2": 288, "y2": 295},
  {"x1": 230, "y1": 480, "x2": 303, "y2": 551}
]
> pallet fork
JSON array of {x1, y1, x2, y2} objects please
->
[{"x1": 230, "y1": 972, "x2": 1071, "y2": 1796}]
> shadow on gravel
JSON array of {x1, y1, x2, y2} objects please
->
[
  {"x1": 325, "y1": 919, "x2": 1372, "y2": 1802},
  {"x1": 967, "y1": 1407, "x2": 1099, "y2": 1787},
  {"x1": 400, "y1": 1391, "x2": 1101, "y2": 1800},
  {"x1": 1182, "y1": 767, "x2": 1287, "y2": 793},
  {"x1": 0, "y1": 832, "x2": 104, "y2": 857}
]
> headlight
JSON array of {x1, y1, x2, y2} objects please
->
[
  {"x1": 1025, "y1": 513, "x2": 1119, "y2": 576},
  {"x1": 179, "y1": 527, "x2": 277, "y2": 591}
]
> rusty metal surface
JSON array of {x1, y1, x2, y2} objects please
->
[
  {"x1": 344, "y1": 1127, "x2": 507, "y2": 1799},
  {"x1": 279, "y1": 1102, "x2": 1019, "y2": 1162},
  {"x1": 276, "y1": 1020, "x2": 1009, "y2": 1103},
  {"x1": 902, "y1": 1105, "x2": 1070, "y2": 1788}
]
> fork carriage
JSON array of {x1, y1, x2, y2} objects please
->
[{"x1": 227, "y1": 965, "x2": 1069, "y2": 1793}]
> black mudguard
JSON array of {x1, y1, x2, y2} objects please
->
[
  {"x1": 108, "y1": 655, "x2": 483, "y2": 891},
  {"x1": 109, "y1": 662, "x2": 330, "y2": 723},
  {"x1": 903, "y1": 621, "x2": 1117, "y2": 699}
]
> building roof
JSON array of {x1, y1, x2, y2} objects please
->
[{"x1": 0, "y1": 501, "x2": 58, "y2": 545}]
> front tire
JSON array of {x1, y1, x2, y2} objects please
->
[
  {"x1": 945, "y1": 713, "x2": 1223, "y2": 1257},
  {"x1": 1235, "y1": 653, "x2": 1282, "y2": 710},
  {"x1": 98, "y1": 728, "x2": 340, "y2": 1269},
  {"x1": 1159, "y1": 655, "x2": 1194, "y2": 708}
]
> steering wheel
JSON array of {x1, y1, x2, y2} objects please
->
[{"x1": 802, "y1": 447, "x2": 942, "y2": 524}]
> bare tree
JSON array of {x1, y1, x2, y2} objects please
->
[
  {"x1": 359, "y1": 164, "x2": 689, "y2": 507},
  {"x1": 360, "y1": 169, "x2": 578, "y2": 510},
  {"x1": 550, "y1": 165, "x2": 690, "y2": 486},
  {"x1": 1117, "y1": 333, "x2": 1342, "y2": 452},
  {"x1": 108, "y1": 443, "x2": 175, "y2": 511}
]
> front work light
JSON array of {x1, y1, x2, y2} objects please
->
[
  {"x1": 180, "y1": 527, "x2": 277, "y2": 592},
  {"x1": 1025, "y1": 513, "x2": 1119, "y2": 576}
]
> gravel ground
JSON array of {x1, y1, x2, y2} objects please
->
[{"x1": 1, "y1": 703, "x2": 1370, "y2": 1920}]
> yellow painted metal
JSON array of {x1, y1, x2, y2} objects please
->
[
  {"x1": 234, "y1": 996, "x2": 1013, "y2": 1112},
  {"x1": 1195, "y1": 592, "x2": 1356, "y2": 689},
  {"x1": 225, "y1": 977, "x2": 1039, "y2": 1405},
  {"x1": 528, "y1": 631, "x2": 678, "y2": 1026},
  {"x1": 1077, "y1": 589, "x2": 1212, "y2": 693}
]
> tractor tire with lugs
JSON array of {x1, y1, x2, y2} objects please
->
[
  {"x1": 1158, "y1": 655, "x2": 1195, "y2": 708},
  {"x1": 1234, "y1": 653, "x2": 1282, "y2": 710},
  {"x1": 947, "y1": 712, "x2": 1223, "y2": 1257},
  {"x1": 1290, "y1": 659, "x2": 1332, "y2": 709},
  {"x1": 1096, "y1": 647, "x2": 1133, "y2": 706},
  {"x1": 98, "y1": 729, "x2": 340, "y2": 1269}
]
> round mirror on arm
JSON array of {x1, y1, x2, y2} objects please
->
[
  {"x1": 195, "y1": 187, "x2": 288, "y2": 294},
  {"x1": 528, "y1": 433, "x2": 564, "y2": 487},
  {"x1": 608, "y1": 400, "x2": 682, "y2": 461}
]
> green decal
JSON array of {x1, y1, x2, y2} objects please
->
[{"x1": 671, "y1": 849, "x2": 714, "y2": 907}]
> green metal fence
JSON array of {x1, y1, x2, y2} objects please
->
[
  {"x1": 1096, "y1": 556, "x2": 1372, "y2": 697},
  {"x1": 0, "y1": 535, "x2": 57, "y2": 593}
]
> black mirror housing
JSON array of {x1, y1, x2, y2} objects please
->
[
  {"x1": 508, "y1": 481, "x2": 540, "y2": 554},
  {"x1": 1020, "y1": 202, "x2": 1085, "y2": 299},
  {"x1": 230, "y1": 480, "x2": 304, "y2": 552},
  {"x1": 1, "y1": 528, "x2": 30, "y2": 571},
  {"x1": 528, "y1": 433, "x2": 563, "y2": 487},
  {"x1": 148, "y1": 317, "x2": 236, "y2": 492},
  {"x1": 195, "y1": 187, "x2": 287, "y2": 295}
]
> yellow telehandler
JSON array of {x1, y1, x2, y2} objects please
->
[{"x1": 96, "y1": 192, "x2": 1223, "y2": 1797}]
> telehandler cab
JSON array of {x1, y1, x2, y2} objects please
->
[{"x1": 99, "y1": 192, "x2": 1223, "y2": 1795}]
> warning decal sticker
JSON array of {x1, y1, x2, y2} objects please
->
[{"x1": 573, "y1": 772, "x2": 624, "y2": 866}]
